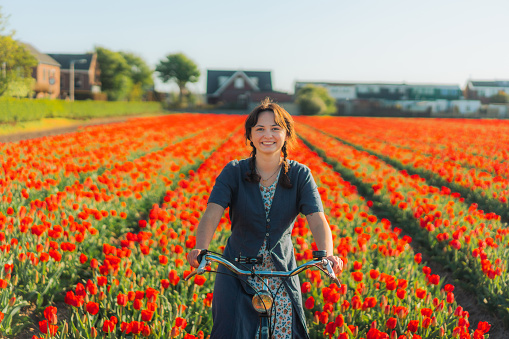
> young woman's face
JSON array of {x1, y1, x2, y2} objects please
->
[{"x1": 250, "y1": 110, "x2": 287, "y2": 156}]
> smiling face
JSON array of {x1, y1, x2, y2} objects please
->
[{"x1": 250, "y1": 110, "x2": 287, "y2": 157}]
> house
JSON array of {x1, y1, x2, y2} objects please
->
[
  {"x1": 21, "y1": 42, "x2": 61, "y2": 99},
  {"x1": 295, "y1": 81, "x2": 468, "y2": 115},
  {"x1": 295, "y1": 81, "x2": 462, "y2": 101},
  {"x1": 206, "y1": 70, "x2": 292, "y2": 108},
  {"x1": 464, "y1": 80, "x2": 509, "y2": 103},
  {"x1": 295, "y1": 82, "x2": 357, "y2": 101},
  {"x1": 47, "y1": 53, "x2": 101, "y2": 100}
]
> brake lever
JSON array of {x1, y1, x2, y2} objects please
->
[
  {"x1": 184, "y1": 254, "x2": 210, "y2": 281},
  {"x1": 320, "y1": 258, "x2": 341, "y2": 286}
]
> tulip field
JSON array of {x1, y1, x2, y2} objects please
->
[{"x1": 0, "y1": 114, "x2": 506, "y2": 339}]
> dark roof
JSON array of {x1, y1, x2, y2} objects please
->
[
  {"x1": 20, "y1": 42, "x2": 60, "y2": 67},
  {"x1": 471, "y1": 80, "x2": 509, "y2": 88},
  {"x1": 207, "y1": 70, "x2": 272, "y2": 94},
  {"x1": 296, "y1": 81, "x2": 460, "y2": 88},
  {"x1": 47, "y1": 53, "x2": 93, "y2": 70}
]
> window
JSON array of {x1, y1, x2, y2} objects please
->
[
  {"x1": 234, "y1": 77, "x2": 244, "y2": 89},
  {"x1": 75, "y1": 76, "x2": 82, "y2": 88}
]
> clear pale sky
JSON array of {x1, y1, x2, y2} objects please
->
[{"x1": 3, "y1": 0, "x2": 509, "y2": 94}]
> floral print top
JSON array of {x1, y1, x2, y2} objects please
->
[{"x1": 247, "y1": 173, "x2": 292, "y2": 339}]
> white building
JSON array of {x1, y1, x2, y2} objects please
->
[{"x1": 465, "y1": 80, "x2": 509, "y2": 101}]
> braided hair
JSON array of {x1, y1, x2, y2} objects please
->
[{"x1": 245, "y1": 97, "x2": 296, "y2": 189}]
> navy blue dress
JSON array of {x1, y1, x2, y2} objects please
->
[{"x1": 207, "y1": 159, "x2": 324, "y2": 339}]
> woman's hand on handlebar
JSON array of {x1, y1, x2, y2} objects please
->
[
  {"x1": 326, "y1": 255, "x2": 343, "y2": 276},
  {"x1": 187, "y1": 248, "x2": 206, "y2": 268}
]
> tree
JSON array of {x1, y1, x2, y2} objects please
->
[
  {"x1": 95, "y1": 47, "x2": 154, "y2": 101},
  {"x1": 155, "y1": 53, "x2": 200, "y2": 103},
  {"x1": 489, "y1": 90, "x2": 509, "y2": 104},
  {"x1": 95, "y1": 46, "x2": 132, "y2": 101},
  {"x1": 119, "y1": 51, "x2": 154, "y2": 101},
  {"x1": 120, "y1": 52, "x2": 153, "y2": 88},
  {"x1": 0, "y1": 7, "x2": 37, "y2": 97},
  {"x1": 295, "y1": 85, "x2": 337, "y2": 115}
]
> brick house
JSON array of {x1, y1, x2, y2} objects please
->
[
  {"x1": 21, "y1": 42, "x2": 61, "y2": 99},
  {"x1": 47, "y1": 53, "x2": 101, "y2": 100},
  {"x1": 206, "y1": 70, "x2": 292, "y2": 108}
]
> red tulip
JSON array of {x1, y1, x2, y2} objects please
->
[
  {"x1": 102, "y1": 320, "x2": 115, "y2": 333},
  {"x1": 194, "y1": 275, "x2": 206, "y2": 286},
  {"x1": 141, "y1": 310, "x2": 154, "y2": 322},
  {"x1": 407, "y1": 320, "x2": 419, "y2": 333},
  {"x1": 39, "y1": 320, "x2": 58, "y2": 335},
  {"x1": 415, "y1": 288, "x2": 426, "y2": 299},
  {"x1": 386, "y1": 317, "x2": 397, "y2": 329},
  {"x1": 117, "y1": 293, "x2": 128, "y2": 307},
  {"x1": 301, "y1": 281, "x2": 311, "y2": 293},
  {"x1": 43, "y1": 306, "x2": 58, "y2": 324},
  {"x1": 86, "y1": 302, "x2": 99, "y2": 315},
  {"x1": 304, "y1": 296, "x2": 314, "y2": 309}
]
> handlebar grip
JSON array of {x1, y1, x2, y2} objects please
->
[
  {"x1": 196, "y1": 249, "x2": 208, "y2": 264},
  {"x1": 312, "y1": 250, "x2": 327, "y2": 259}
]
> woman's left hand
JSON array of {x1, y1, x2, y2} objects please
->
[{"x1": 326, "y1": 255, "x2": 343, "y2": 276}]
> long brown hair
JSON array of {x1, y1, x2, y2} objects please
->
[{"x1": 245, "y1": 97, "x2": 296, "y2": 188}]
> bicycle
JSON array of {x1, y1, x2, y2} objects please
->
[{"x1": 185, "y1": 249, "x2": 340, "y2": 339}]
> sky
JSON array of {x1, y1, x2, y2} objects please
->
[{"x1": 2, "y1": 0, "x2": 509, "y2": 94}]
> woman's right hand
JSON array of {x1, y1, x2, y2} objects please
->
[{"x1": 187, "y1": 248, "x2": 206, "y2": 268}]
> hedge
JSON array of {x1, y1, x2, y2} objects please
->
[{"x1": 0, "y1": 98, "x2": 162, "y2": 123}]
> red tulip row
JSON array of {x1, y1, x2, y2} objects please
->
[
  {"x1": 296, "y1": 117, "x2": 509, "y2": 167},
  {"x1": 296, "y1": 121, "x2": 508, "y2": 326},
  {"x1": 0, "y1": 115, "x2": 497, "y2": 338},
  {"x1": 0, "y1": 114, "x2": 228, "y2": 213},
  {"x1": 287, "y1": 139, "x2": 486, "y2": 339},
  {"x1": 41, "y1": 128, "x2": 250, "y2": 338},
  {"x1": 296, "y1": 116, "x2": 509, "y2": 218},
  {"x1": 54, "y1": 122, "x2": 488, "y2": 338},
  {"x1": 0, "y1": 114, "x2": 243, "y2": 337}
]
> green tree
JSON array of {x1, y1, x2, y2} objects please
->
[
  {"x1": 295, "y1": 85, "x2": 337, "y2": 115},
  {"x1": 119, "y1": 51, "x2": 154, "y2": 101},
  {"x1": 489, "y1": 90, "x2": 509, "y2": 104},
  {"x1": 155, "y1": 53, "x2": 200, "y2": 103},
  {"x1": 0, "y1": 7, "x2": 37, "y2": 97},
  {"x1": 95, "y1": 46, "x2": 132, "y2": 101},
  {"x1": 120, "y1": 52, "x2": 153, "y2": 88}
]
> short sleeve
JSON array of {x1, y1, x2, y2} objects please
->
[
  {"x1": 208, "y1": 161, "x2": 238, "y2": 209},
  {"x1": 298, "y1": 166, "x2": 324, "y2": 215}
]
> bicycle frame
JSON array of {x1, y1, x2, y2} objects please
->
[{"x1": 185, "y1": 250, "x2": 340, "y2": 339}]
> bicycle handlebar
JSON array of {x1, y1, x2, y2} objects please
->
[{"x1": 184, "y1": 251, "x2": 341, "y2": 286}]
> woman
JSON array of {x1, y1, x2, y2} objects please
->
[{"x1": 187, "y1": 98, "x2": 343, "y2": 338}]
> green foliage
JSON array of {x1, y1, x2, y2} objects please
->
[
  {"x1": 0, "y1": 6, "x2": 9, "y2": 33},
  {"x1": 95, "y1": 47, "x2": 154, "y2": 101},
  {"x1": 489, "y1": 90, "x2": 509, "y2": 104},
  {"x1": 295, "y1": 85, "x2": 337, "y2": 115},
  {"x1": 95, "y1": 46, "x2": 132, "y2": 101},
  {"x1": 2, "y1": 76, "x2": 35, "y2": 98},
  {"x1": 156, "y1": 53, "x2": 200, "y2": 102},
  {"x1": 0, "y1": 98, "x2": 162, "y2": 123},
  {"x1": 120, "y1": 51, "x2": 154, "y2": 89},
  {"x1": 0, "y1": 8, "x2": 38, "y2": 97}
]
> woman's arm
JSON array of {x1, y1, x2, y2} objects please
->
[
  {"x1": 306, "y1": 212, "x2": 334, "y2": 255},
  {"x1": 306, "y1": 211, "x2": 343, "y2": 275},
  {"x1": 187, "y1": 202, "x2": 225, "y2": 268}
]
